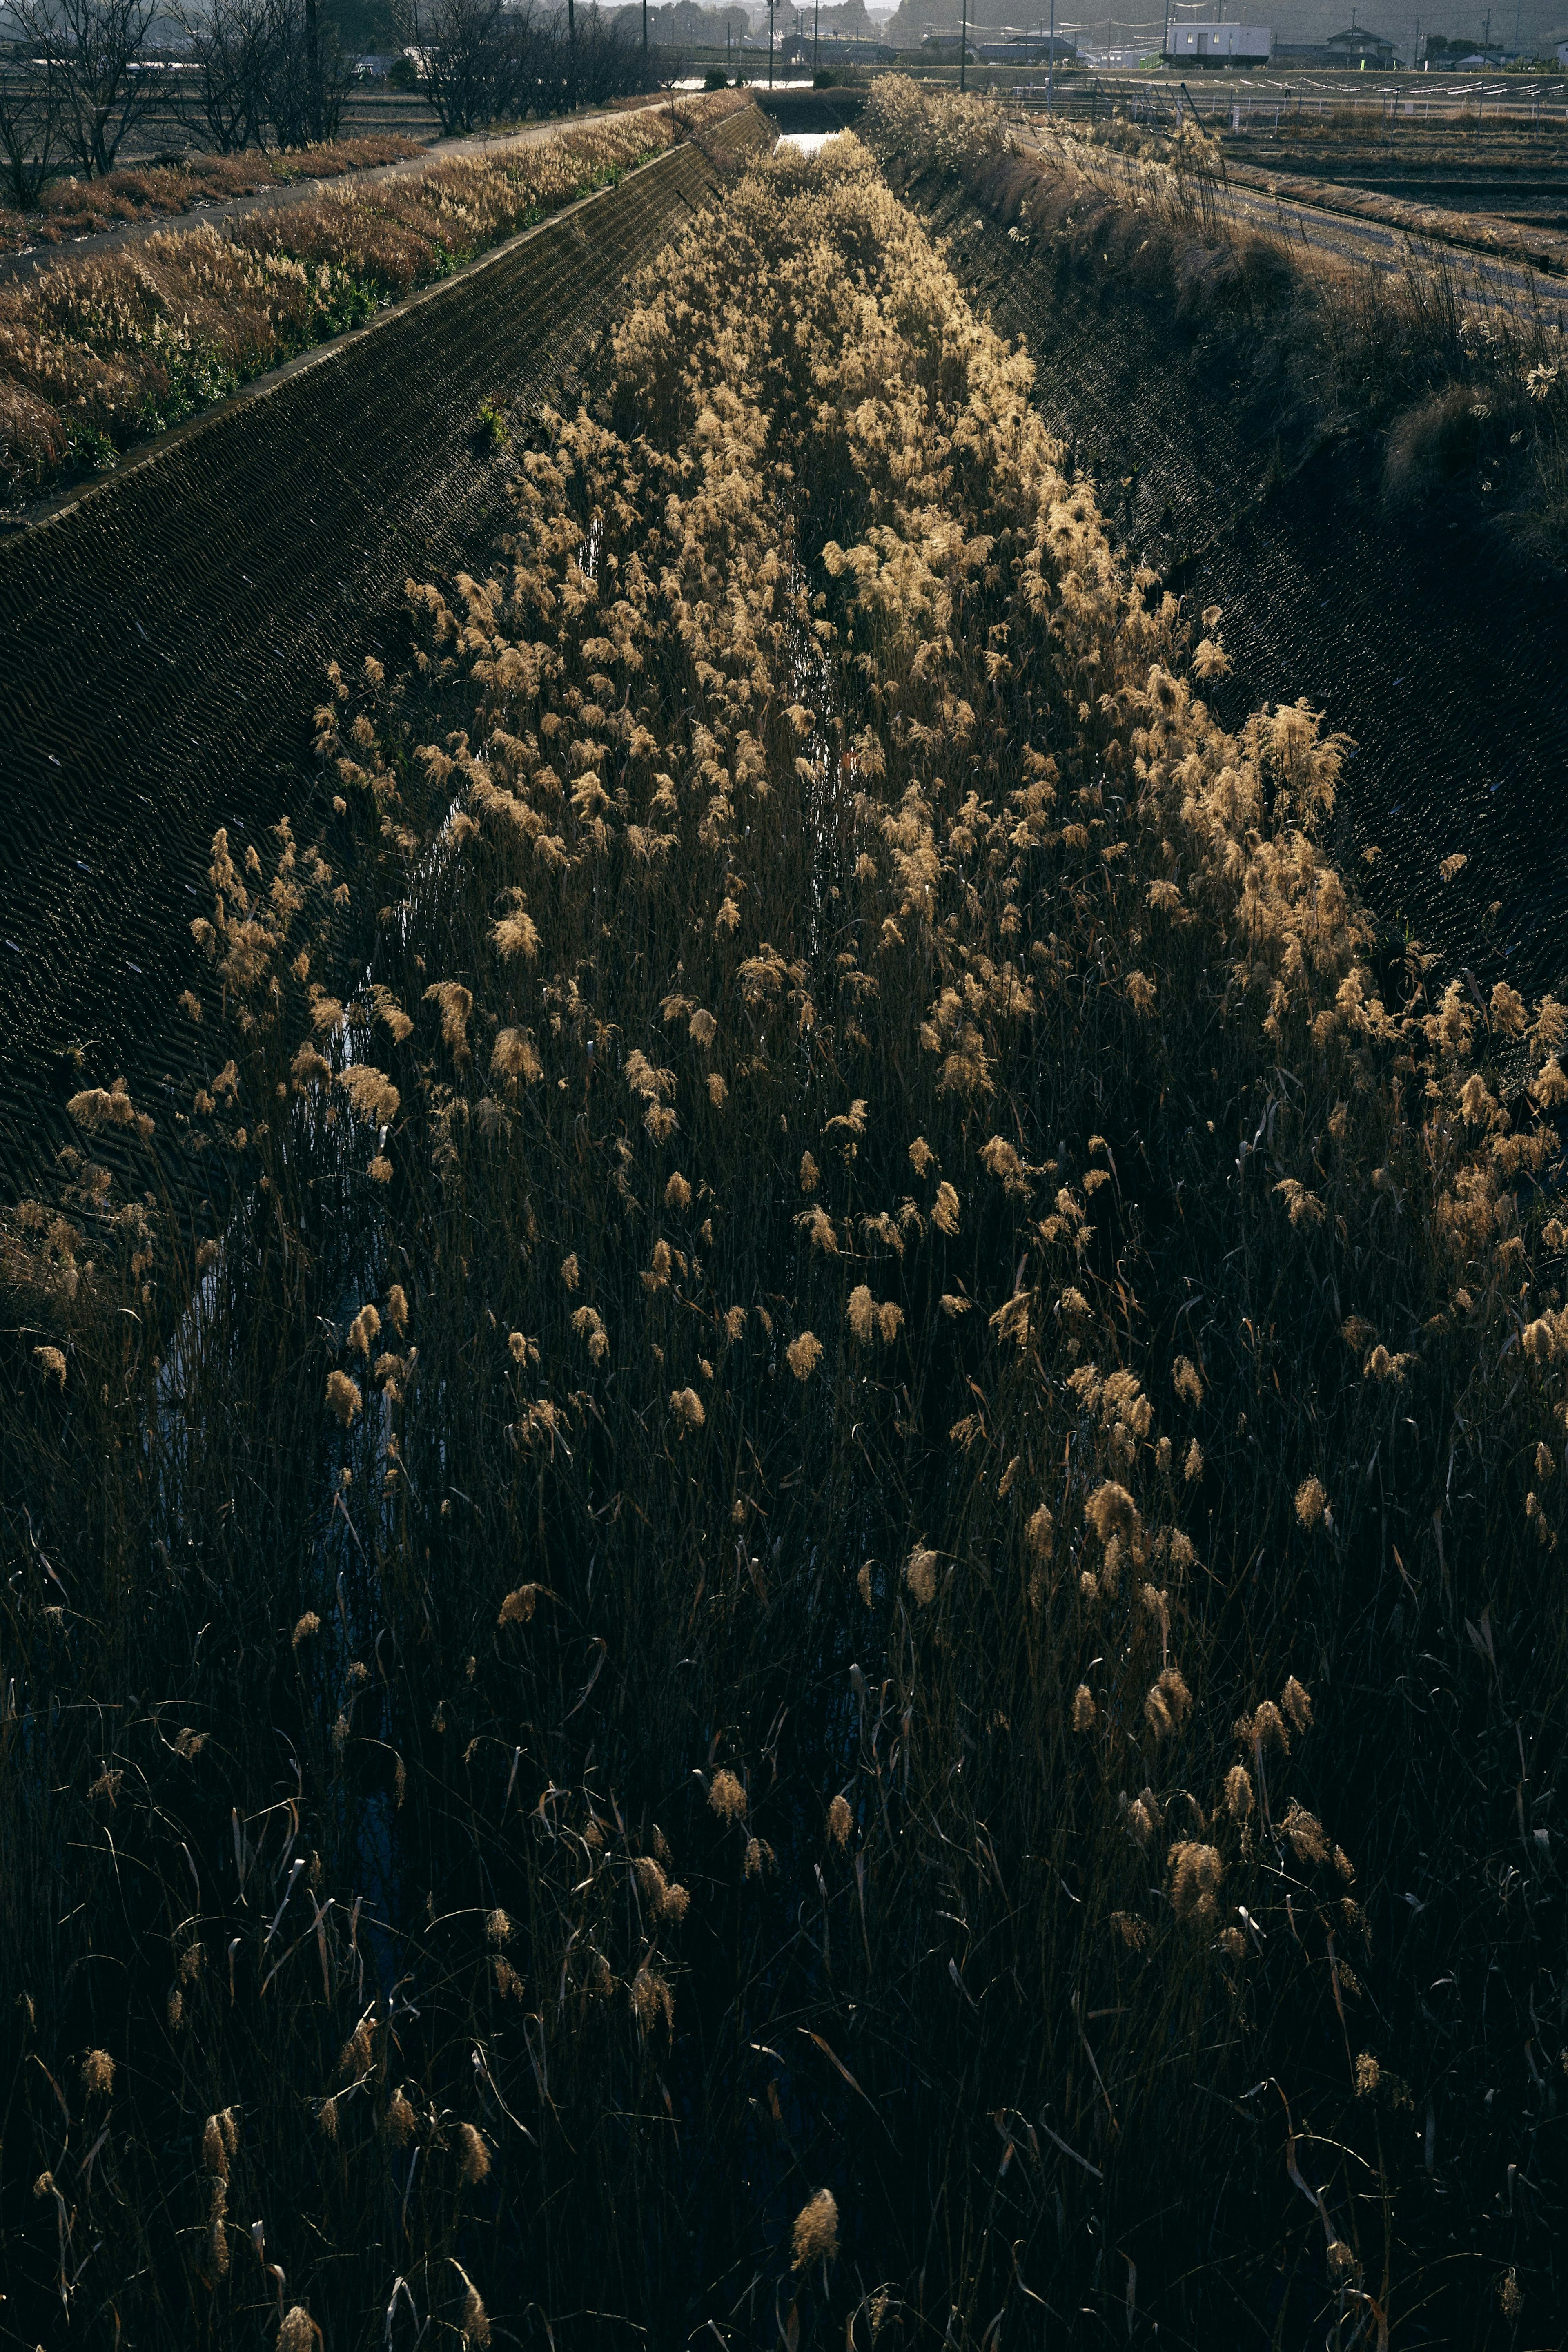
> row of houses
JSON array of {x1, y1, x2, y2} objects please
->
[{"x1": 341, "y1": 9, "x2": 1568, "y2": 71}]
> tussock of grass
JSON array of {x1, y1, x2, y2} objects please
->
[
  {"x1": 0, "y1": 91, "x2": 750, "y2": 499},
  {"x1": 4, "y1": 130, "x2": 1568, "y2": 2343}
]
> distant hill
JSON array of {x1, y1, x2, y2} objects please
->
[{"x1": 881, "y1": 0, "x2": 1026, "y2": 44}]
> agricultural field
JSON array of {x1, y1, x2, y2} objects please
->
[
  {"x1": 0, "y1": 133, "x2": 425, "y2": 254},
  {"x1": 1222, "y1": 107, "x2": 1568, "y2": 227},
  {"x1": 3, "y1": 75, "x2": 1567, "y2": 2352}
]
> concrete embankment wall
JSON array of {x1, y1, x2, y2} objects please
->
[
  {"x1": 916, "y1": 162, "x2": 1568, "y2": 1001},
  {"x1": 0, "y1": 105, "x2": 768, "y2": 1199}
]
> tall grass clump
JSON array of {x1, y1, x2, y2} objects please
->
[{"x1": 3, "y1": 134, "x2": 1567, "y2": 2346}]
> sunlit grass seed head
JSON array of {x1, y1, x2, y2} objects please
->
[
  {"x1": 1282, "y1": 1801, "x2": 1329, "y2": 1867},
  {"x1": 904, "y1": 1548, "x2": 939, "y2": 1607},
  {"x1": 81, "y1": 2049, "x2": 115, "y2": 2097},
  {"x1": 670, "y1": 1386, "x2": 705, "y2": 1433},
  {"x1": 1172, "y1": 1356, "x2": 1203, "y2": 1408},
  {"x1": 348, "y1": 1304, "x2": 380, "y2": 1356},
  {"x1": 791, "y1": 2187, "x2": 840, "y2": 2268},
  {"x1": 1281, "y1": 1676, "x2": 1313, "y2": 1734},
  {"x1": 1169, "y1": 1841, "x2": 1223, "y2": 1924},
  {"x1": 709, "y1": 1768, "x2": 747, "y2": 1824},
  {"x1": 1294, "y1": 1475, "x2": 1328, "y2": 1529},
  {"x1": 630, "y1": 1964, "x2": 674, "y2": 2036}
]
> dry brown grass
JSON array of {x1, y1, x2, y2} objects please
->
[
  {"x1": 0, "y1": 132, "x2": 425, "y2": 254},
  {"x1": 3, "y1": 125, "x2": 1566, "y2": 2345}
]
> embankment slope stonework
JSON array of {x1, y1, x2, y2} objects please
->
[{"x1": 0, "y1": 106, "x2": 767, "y2": 1195}]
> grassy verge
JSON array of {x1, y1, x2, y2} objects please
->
[
  {"x1": 4, "y1": 130, "x2": 1567, "y2": 2346},
  {"x1": 866, "y1": 78, "x2": 1568, "y2": 568},
  {"x1": 0, "y1": 133, "x2": 426, "y2": 256},
  {"x1": 0, "y1": 90, "x2": 751, "y2": 504}
]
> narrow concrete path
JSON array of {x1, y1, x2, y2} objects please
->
[
  {"x1": 0, "y1": 95, "x2": 682, "y2": 285},
  {"x1": 1213, "y1": 170, "x2": 1568, "y2": 317}
]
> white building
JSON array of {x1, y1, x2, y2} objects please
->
[{"x1": 1164, "y1": 21, "x2": 1274, "y2": 64}]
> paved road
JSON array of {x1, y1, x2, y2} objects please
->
[{"x1": 1215, "y1": 169, "x2": 1568, "y2": 318}]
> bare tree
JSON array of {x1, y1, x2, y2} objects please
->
[
  {"x1": 178, "y1": 0, "x2": 278, "y2": 153},
  {"x1": 397, "y1": 0, "x2": 530, "y2": 133},
  {"x1": 264, "y1": 0, "x2": 344, "y2": 145},
  {"x1": 526, "y1": 4, "x2": 665, "y2": 113},
  {"x1": 0, "y1": 56, "x2": 64, "y2": 204},
  {"x1": 10, "y1": 0, "x2": 166, "y2": 177},
  {"x1": 572, "y1": 6, "x2": 663, "y2": 99},
  {"x1": 394, "y1": 0, "x2": 660, "y2": 132},
  {"x1": 178, "y1": 0, "x2": 343, "y2": 153}
]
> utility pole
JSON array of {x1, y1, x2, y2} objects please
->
[
  {"x1": 960, "y1": 0, "x2": 968, "y2": 92},
  {"x1": 813, "y1": 0, "x2": 819, "y2": 71},
  {"x1": 769, "y1": 0, "x2": 775, "y2": 84},
  {"x1": 1046, "y1": 0, "x2": 1056, "y2": 110}
]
